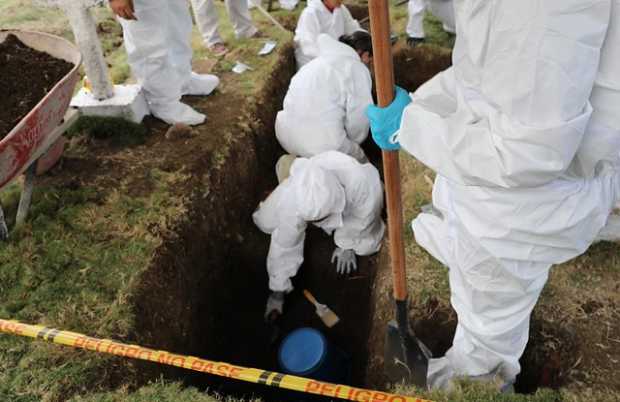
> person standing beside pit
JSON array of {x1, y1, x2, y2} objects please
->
[
  {"x1": 294, "y1": 0, "x2": 365, "y2": 68},
  {"x1": 190, "y1": 0, "x2": 261, "y2": 56},
  {"x1": 406, "y1": 0, "x2": 455, "y2": 47},
  {"x1": 109, "y1": 0, "x2": 220, "y2": 125},
  {"x1": 367, "y1": 0, "x2": 619, "y2": 392}
]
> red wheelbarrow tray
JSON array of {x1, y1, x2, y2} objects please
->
[{"x1": 0, "y1": 30, "x2": 82, "y2": 191}]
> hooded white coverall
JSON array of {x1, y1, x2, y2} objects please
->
[
  {"x1": 407, "y1": 0, "x2": 455, "y2": 39},
  {"x1": 394, "y1": 0, "x2": 620, "y2": 389},
  {"x1": 118, "y1": 0, "x2": 219, "y2": 125},
  {"x1": 253, "y1": 151, "x2": 385, "y2": 293},
  {"x1": 275, "y1": 34, "x2": 372, "y2": 163},
  {"x1": 190, "y1": 0, "x2": 257, "y2": 48},
  {"x1": 294, "y1": 0, "x2": 363, "y2": 68}
]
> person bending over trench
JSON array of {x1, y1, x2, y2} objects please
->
[
  {"x1": 253, "y1": 151, "x2": 385, "y2": 321},
  {"x1": 294, "y1": 0, "x2": 365, "y2": 68},
  {"x1": 367, "y1": 0, "x2": 620, "y2": 392},
  {"x1": 275, "y1": 32, "x2": 373, "y2": 164}
]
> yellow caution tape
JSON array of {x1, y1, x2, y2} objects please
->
[{"x1": 0, "y1": 319, "x2": 432, "y2": 402}]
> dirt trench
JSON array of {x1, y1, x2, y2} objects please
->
[
  {"x1": 126, "y1": 43, "x2": 380, "y2": 401},
  {"x1": 119, "y1": 40, "x2": 583, "y2": 401}
]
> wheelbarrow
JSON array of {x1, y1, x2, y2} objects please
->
[{"x1": 0, "y1": 30, "x2": 82, "y2": 240}]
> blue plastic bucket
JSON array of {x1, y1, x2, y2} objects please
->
[{"x1": 278, "y1": 327, "x2": 350, "y2": 384}]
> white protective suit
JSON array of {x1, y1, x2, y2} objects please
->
[
  {"x1": 118, "y1": 0, "x2": 219, "y2": 125},
  {"x1": 279, "y1": 0, "x2": 299, "y2": 11},
  {"x1": 294, "y1": 0, "x2": 363, "y2": 68},
  {"x1": 394, "y1": 0, "x2": 620, "y2": 389},
  {"x1": 275, "y1": 34, "x2": 372, "y2": 163},
  {"x1": 190, "y1": 0, "x2": 257, "y2": 48},
  {"x1": 407, "y1": 0, "x2": 455, "y2": 39},
  {"x1": 253, "y1": 151, "x2": 385, "y2": 292}
]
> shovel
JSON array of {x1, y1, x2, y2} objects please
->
[
  {"x1": 368, "y1": 0, "x2": 431, "y2": 388},
  {"x1": 303, "y1": 289, "x2": 340, "y2": 328}
]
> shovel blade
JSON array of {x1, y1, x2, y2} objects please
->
[{"x1": 384, "y1": 320, "x2": 429, "y2": 388}]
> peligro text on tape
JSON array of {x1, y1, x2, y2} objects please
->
[{"x1": 0, "y1": 319, "x2": 432, "y2": 402}]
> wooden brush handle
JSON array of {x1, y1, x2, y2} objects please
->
[{"x1": 303, "y1": 289, "x2": 318, "y2": 305}]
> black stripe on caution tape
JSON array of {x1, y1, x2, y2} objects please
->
[
  {"x1": 257, "y1": 370, "x2": 275, "y2": 385},
  {"x1": 46, "y1": 329, "x2": 61, "y2": 343},
  {"x1": 36, "y1": 327, "x2": 52, "y2": 340},
  {"x1": 270, "y1": 373, "x2": 285, "y2": 388}
]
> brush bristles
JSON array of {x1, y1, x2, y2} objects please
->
[{"x1": 321, "y1": 312, "x2": 340, "y2": 328}]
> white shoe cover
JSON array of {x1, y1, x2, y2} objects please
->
[
  {"x1": 595, "y1": 214, "x2": 620, "y2": 242},
  {"x1": 183, "y1": 72, "x2": 220, "y2": 96},
  {"x1": 150, "y1": 101, "x2": 206, "y2": 126}
]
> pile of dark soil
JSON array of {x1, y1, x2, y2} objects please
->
[{"x1": 0, "y1": 34, "x2": 73, "y2": 139}]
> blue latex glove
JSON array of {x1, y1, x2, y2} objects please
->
[{"x1": 366, "y1": 86, "x2": 412, "y2": 151}]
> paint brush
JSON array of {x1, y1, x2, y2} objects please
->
[{"x1": 303, "y1": 289, "x2": 340, "y2": 328}]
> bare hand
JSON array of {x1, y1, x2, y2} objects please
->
[{"x1": 109, "y1": 0, "x2": 136, "y2": 20}]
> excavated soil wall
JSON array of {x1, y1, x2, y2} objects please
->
[
  {"x1": 121, "y1": 36, "x2": 574, "y2": 400},
  {"x1": 129, "y1": 43, "x2": 379, "y2": 401}
]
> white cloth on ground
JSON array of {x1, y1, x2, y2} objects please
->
[
  {"x1": 396, "y1": 0, "x2": 619, "y2": 389},
  {"x1": 294, "y1": 0, "x2": 363, "y2": 68},
  {"x1": 406, "y1": 0, "x2": 455, "y2": 39},
  {"x1": 275, "y1": 34, "x2": 372, "y2": 163},
  {"x1": 190, "y1": 0, "x2": 257, "y2": 48},
  {"x1": 253, "y1": 151, "x2": 385, "y2": 292}
]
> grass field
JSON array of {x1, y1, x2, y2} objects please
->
[{"x1": 1, "y1": 1, "x2": 618, "y2": 402}]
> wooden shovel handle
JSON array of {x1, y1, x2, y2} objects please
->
[
  {"x1": 303, "y1": 289, "x2": 319, "y2": 305},
  {"x1": 368, "y1": 0, "x2": 408, "y2": 302}
]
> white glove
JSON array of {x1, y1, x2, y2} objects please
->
[
  {"x1": 331, "y1": 247, "x2": 357, "y2": 275},
  {"x1": 264, "y1": 291, "x2": 285, "y2": 322}
]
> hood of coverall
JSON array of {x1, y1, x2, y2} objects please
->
[
  {"x1": 290, "y1": 158, "x2": 346, "y2": 231},
  {"x1": 308, "y1": 0, "x2": 334, "y2": 13},
  {"x1": 316, "y1": 33, "x2": 362, "y2": 62}
]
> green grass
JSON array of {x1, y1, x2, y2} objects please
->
[
  {"x1": 389, "y1": 2, "x2": 456, "y2": 49},
  {"x1": 0, "y1": 2, "x2": 291, "y2": 401},
  {"x1": 71, "y1": 380, "x2": 262, "y2": 402},
  {"x1": 0, "y1": 165, "x2": 188, "y2": 401},
  {"x1": 6, "y1": 2, "x2": 616, "y2": 402},
  {"x1": 68, "y1": 116, "x2": 149, "y2": 146},
  {"x1": 397, "y1": 382, "x2": 620, "y2": 402}
]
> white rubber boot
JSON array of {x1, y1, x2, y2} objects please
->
[
  {"x1": 150, "y1": 101, "x2": 206, "y2": 126},
  {"x1": 183, "y1": 72, "x2": 220, "y2": 96}
]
